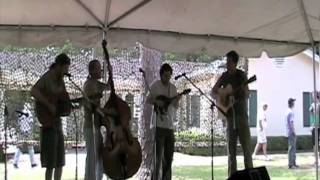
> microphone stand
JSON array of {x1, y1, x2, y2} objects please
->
[
  {"x1": 0, "y1": 65, "x2": 7, "y2": 180},
  {"x1": 178, "y1": 74, "x2": 226, "y2": 180},
  {"x1": 72, "y1": 109, "x2": 78, "y2": 180},
  {"x1": 4, "y1": 105, "x2": 8, "y2": 180}
]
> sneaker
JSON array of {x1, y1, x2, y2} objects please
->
[
  {"x1": 264, "y1": 156, "x2": 272, "y2": 161},
  {"x1": 31, "y1": 164, "x2": 37, "y2": 168},
  {"x1": 293, "y1": 164, "x2": 299, "y2": 168},
  {"x1": 252, "y1": 154, "x2": 256, "y2": 160},
  {"x1": 13, "y1": 164, "x2": 18, "y2": 169},
  {"x1": 289, "y1": 165, "x2": 297, "y2": 169}
]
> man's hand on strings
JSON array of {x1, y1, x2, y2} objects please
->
[{"x1": 154, "y1": 99, "x2": 165, "y2": 107}]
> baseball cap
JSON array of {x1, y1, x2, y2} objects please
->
[{"x1": 288, "y1": 98, "x2": 296, "y2": 104}]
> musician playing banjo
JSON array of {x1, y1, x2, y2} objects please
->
[
  {"x1": 146, "y1": 63, "x2": 181, "y2": 180},
  {"x1": 211, "y1": 50, "x2": 253, "y2": 178},
  {"x1": 31, "y1": 53, "x2": 71, "y2": 180}
]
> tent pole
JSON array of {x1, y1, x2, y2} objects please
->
[
  {"x1": 297, "y1": 2, "x2": 318, "y2": 179},
  {"x1": 104, "y1": 0, "x2": 112, "y2": 26},
  {"x1": 297, "y1": 0, "x2": 314, "y2": 45},
  {"x1": 312, "y1": 44, "x2": 319, "y2": 180},
  {"x1": 74, "y1": 0, "x2": 104, "y2": 26},
  {"x1": 107, "y1": 0, "x2": 151, "y2": 28},
  {"x1": 317, "y1": 42, "x2": 320, "y2": 180}
]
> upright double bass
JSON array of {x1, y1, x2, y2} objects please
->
[{"x1": 100, "y1": 39, "x2": 142, "y2": 179}]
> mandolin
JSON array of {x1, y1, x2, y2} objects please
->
[{"x1": 154, "y1": 89, "x2": 191, "y2": 116}]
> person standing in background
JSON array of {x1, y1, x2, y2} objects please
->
[
  {"x1": 285, "y1": 98, "x2": 298, "y2": 169},
  {"x1": 13, "y1": 102, "x2": 37, "y2": 168},
  {"x1": 252, "y1": 102, "x2": 271, "y2": 161},
  {"x1": 309, "y1": 92, "x2": 320, "y2": 166}
]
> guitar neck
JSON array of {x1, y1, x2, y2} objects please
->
[
  {"x1": 231, "y1": 75, "x2": 256, "y2": 94},
  {"x1": 169, "y1": 93, "x2": 183, "y2": 101},
  {"x1": 168, "y1": 90, "x2": 190, "y2": 102}
]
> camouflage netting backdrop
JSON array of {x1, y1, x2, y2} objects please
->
[{"x1": 0, "y1": 43, "x2": 247, "y2": 160}]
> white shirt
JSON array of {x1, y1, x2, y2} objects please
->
[
  {"x1": 146, "y1": 80, "x2": 178, "y2": 129},
  {"x1": 18, "y1": 108, "x2": 33, "y2": 133},
  {"x1": 257, "y1": 108, "x2": 267, "y2": 130}
]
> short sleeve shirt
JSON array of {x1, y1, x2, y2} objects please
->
[{"x1": 83, "y1": 78, "x2": 108, "y2": 129}]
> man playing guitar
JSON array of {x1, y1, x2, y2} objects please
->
[
  {"x1": 146, "y1": 63, "x2": 181, "y2": 180},
  {"x1": 211, "y1": 50, "x2": 253, "y2": 178},
  {"x1": 31, "y1": 53, "x2": 71, "y2": 180}
]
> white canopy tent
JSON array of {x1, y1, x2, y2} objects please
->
[
  {"x1": 0, "y1": 0, "x2": 319, "y2": 57},
  {"x1": 1, "y1": 0, "x2": 320, "y2": 179}
]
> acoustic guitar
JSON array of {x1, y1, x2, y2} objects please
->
[
  {"x1": 216, "y1": 75, "x2": 256, "y2": 119},
  {"x1": 35, "y1": 91, "x2": 72, "y2": 128}
]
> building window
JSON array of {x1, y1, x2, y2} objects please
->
[
  {"x1": 248, "y1": 90, "x2": 257, "y2": 127},
  {"x1": 190, "y1": 95, "x2": 201, "y2": 128},
  {"x1": 186, "y1": 95, "x2": 201, "y2": 128},
  {"x1": 303, "y1": 92, "x2": 312, "y2": 127},
  {"x1": 273, "y1": 58, "x2": 285, "y2": 68},
  {"x1": 125, "y1": 93, "x2": 138, "y2": 135}
]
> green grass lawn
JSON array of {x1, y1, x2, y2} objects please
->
[
  {"x1": 0, "y1": 152, "x2": 319, "y2": 179},
  {"x1": 173, "y1": 153, "x2": 317, "y2": 180},
  {"x1": 173, "y1": 165, "x2": 316, "y2": 180}
]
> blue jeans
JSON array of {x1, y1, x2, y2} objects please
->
[
  {"x1": 84, "y1": 127, "x2": 104, "y2": 180},
  {"x1": 288, "y1": 134, "x2": 297, "y2": 166},
  {"x1": 13, "y1": 145, "x2": 36, "y2": 165}
]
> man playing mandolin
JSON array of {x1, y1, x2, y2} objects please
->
[
  {"x1": 31, "y1": 53, "x2": 71, "y2": 180},
  {"x1": 211, "y1": 50, "x2": 253, "y2": 178},
  {"x1": 146, "y1": 63, "x2": 181, "y2": 180}
]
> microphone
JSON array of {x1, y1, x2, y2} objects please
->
[
  {"x1": 139, "y1": 68, "x2": 144, "y2": 73},
  {"x1": 174, "y1": 73, "x2": 186, "y2": 80},
  {"x1": 4, "y1": 105, "x2": 8, "y2": 116},
  {"x1": 64, "y1": 73, "x2": 72, "y2": 77},
  {"x1": 16, "y1": 110, "x2": 29, "y2": 117}
]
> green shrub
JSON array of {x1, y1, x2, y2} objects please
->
[
  {"x1": 175, "y1": 130, "x2": 225, "y2": 143},
  {"x1": 251, "y1": 135, "x2": 313, "y2": 152},
  {"x1": 296, "y1": 135, "x2": 313, "y2": 150},
  {"x1": 175, "y1": 131, "x2": 314, "y2": 156},
  {"x1": 175, "y1": 130, "x2": 227, "y2": 156}
]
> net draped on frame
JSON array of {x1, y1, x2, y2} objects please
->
[{"x1": 0, "y1": 44, "x2": 231, "y2": 152}]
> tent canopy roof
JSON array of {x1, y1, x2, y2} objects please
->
[{"x1": 1, "y1": 0, "x2": 320, "y2": 57}]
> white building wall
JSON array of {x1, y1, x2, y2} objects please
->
[{"x1": 248, "y1": 52, "x2": 319, "y2": 136}]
